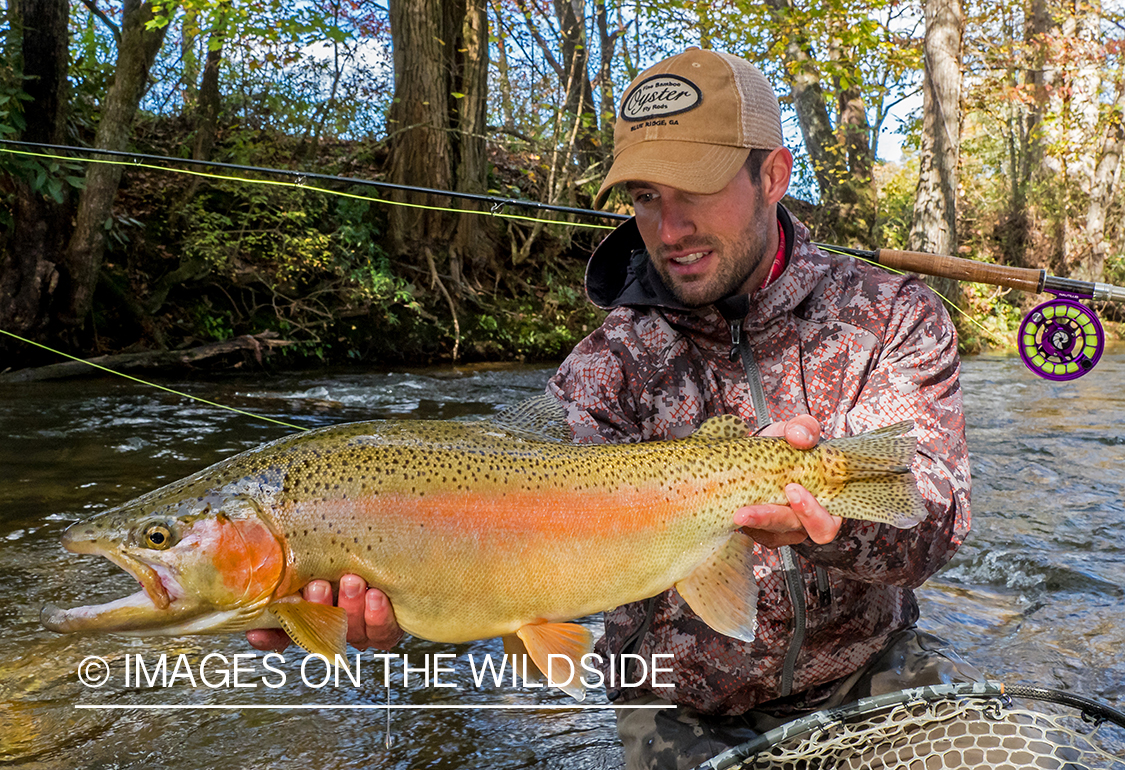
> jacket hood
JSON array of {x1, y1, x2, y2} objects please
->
[{"x1": 585, "y1": 205, "x2": 802, "y2": 324}]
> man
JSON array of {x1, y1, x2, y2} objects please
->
[{"x1": 250, "y1": 48, "x2": 977, "y2": 769}]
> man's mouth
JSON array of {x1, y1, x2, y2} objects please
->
[{"x1": 671, "y1": 251, "x2": 708, "y2": 265}]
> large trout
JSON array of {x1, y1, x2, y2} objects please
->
[{"x1": 42, "y1": 396, "x2": 926, "y2": 698}]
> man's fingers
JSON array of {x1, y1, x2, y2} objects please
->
[
  {"x1": 783, "y1": 415, "x2": 820, "y2": 449},
  {"x1": 303, "y1": 579, "x2": 333, "y2": 605},
  {"x1": 734, "y1": 503, "x2": 808, "y2": 548},
  {"x1": 246, "y1": 628, "x2": 290, "y2": 653},
  {"x1": 733, "y1": 484, "x2": 842, "y2": 547},
  {"x1": 245, "y1": 576, "x2": 402, "y2": 654},
  {"x1": 784, "y1": 484, "x2": 842, "y2": 545},
  {"x1": 338, "y1": 575, "x2": 402, "y2": 650},
  {"x1": 733, "y1": 503, "x2": 796, "y2": 531},
  {"x1": 364, "y1": 589, "x2": 404, "y2": 649},
  {"x1": 339, "y1": 575, "x2": 369, "y2": 647},
  {"x1": 757, "y1": 415, "x2": 821, "y2": 449}
]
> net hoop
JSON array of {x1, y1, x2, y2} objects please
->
[{"x1": 693, "y1": 681, "x2": 1125, "y2": 770}]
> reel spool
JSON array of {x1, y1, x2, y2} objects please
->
[{"x1": 1018, "y1": 297, "x2": 1105, "y2": 381}]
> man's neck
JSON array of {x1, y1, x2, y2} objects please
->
[{"x1": 736, "y1": 207, "x2": 784, "y2": 296}]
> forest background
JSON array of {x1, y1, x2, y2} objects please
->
[{"x1": 1, "y1": 0, "x2": 1124, "y2": 372}]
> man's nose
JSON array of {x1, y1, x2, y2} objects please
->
[{"x1": 657, "y1": 196, "x2": 695, "y2": 245}]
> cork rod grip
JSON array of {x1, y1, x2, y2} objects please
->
[{"x1": 875, "y1": 249, "x2": 1045, "y2": 294}]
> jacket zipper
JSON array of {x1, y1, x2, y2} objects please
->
[{"x1": 729, "y1": 317, "x2": 808, "y2": 698}]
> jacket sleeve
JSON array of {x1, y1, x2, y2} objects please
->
[
  {"x1": 795, "y1": 277, "x2": 971, "y2": 589},
  {"x1": 546, "y1": 310, "x2": 647, "y2": 445}
]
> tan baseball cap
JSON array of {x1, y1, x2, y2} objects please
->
[{"x1": 594, "y1": 48, "x2": 784, "y2": 209}]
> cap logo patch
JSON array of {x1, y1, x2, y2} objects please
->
[{"x1": 621, "y1": 75, "x2": 702, "y2": 122}]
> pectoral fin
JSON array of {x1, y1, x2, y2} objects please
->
[
  {"x1": 675, "y1": 532, "x2": 759, "y2": 643},
  {"x1": 515, "y1": 622, "x2": 592, "y2": 701},
  {"x1": 268, "y1": 598, "x2": 348, "y2": 660}
]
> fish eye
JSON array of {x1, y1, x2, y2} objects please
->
[{"x1": 142, "y1": 522, "x2": 176, "y2": 550}]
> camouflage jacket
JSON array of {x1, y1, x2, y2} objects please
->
[{"x1": 547, "y1": 207, "x2": 971, "y2": 715}]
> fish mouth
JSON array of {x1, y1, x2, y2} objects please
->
[{"x1": 41, "y1": 539, "x2": 177, "y2": 634}]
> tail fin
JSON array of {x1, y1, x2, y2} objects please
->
[{"x1": 821, "y1": 421, "x2": 927, "y2": 529}]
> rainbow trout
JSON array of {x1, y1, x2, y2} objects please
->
[{"x1": 42, "y1": 396, "x2": 925, "y2": 699}]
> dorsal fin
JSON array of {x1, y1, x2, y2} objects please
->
[
  {"x1": 488, "y1": 393, "x2": 572, "y2": 443},
  {"x1": 689, "y1": 414, "x2": 752, "y2": 441}
]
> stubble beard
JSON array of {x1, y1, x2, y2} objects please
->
[{"x1": 653, "y1": 205, "x2": 774, "y2": 309}]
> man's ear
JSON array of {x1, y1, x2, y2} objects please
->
[{"x1": 760, "y1": 147, "x2": 793, "y2": 206}]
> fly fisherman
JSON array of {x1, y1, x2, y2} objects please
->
[{"x1": 249, "y1": 49, "x2": 981, "y2": 769}]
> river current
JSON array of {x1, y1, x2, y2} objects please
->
[{"x1": 1, "y1": 352, "x2": 1122, "y2": 768}]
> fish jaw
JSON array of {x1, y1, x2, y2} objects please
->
[
  {"x1": 42, "y1": 491, "x2": 287, "y2": 638},
  {"x1": 68, "y1": 539, "x2": 171, "y2": 609},
  {"x1": 41, "y1": 542, "x2": 194, "y2": 633},
  {"x1": 42, "y1": 589, "x2": 172, "y2": 633}
]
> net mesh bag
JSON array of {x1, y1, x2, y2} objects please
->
[{"x1": 695, "y1": 682, "x2": 1125, "y2": 770}]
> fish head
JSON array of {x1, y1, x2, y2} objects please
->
[{"x1": 42, "y1": 489, "x2": 286, "y2": 637}]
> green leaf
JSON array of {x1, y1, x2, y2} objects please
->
[{"x1": 46, "y1": 177, "x2": 64, "y2": 204}]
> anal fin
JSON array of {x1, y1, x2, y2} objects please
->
[
  {"x1": 515, "y1": 622, "x2": 593, "y2": 701},
  {"x1": 268, "y1": 598, "x2": 348, "y2": 660},
  {"x1": 675, "y1": 531, "x2": 759, "y2": 643},
  {"x1": 502, "y1": 633, "x2": 544, "y2": 682}
]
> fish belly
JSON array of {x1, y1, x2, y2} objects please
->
[{"x1": 273, "y1": 487, "x2": 734, "y2": 644}]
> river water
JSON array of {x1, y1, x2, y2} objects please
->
[{"x1": 1, "y1": 352, "x2": 1122, "y2": 768}]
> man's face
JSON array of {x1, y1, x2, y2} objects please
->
[{"x1": 626, "y1": 166, "x2": 777, "y2": 308}]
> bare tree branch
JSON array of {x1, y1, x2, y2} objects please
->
[
  {"x1": 512, "y1": 0, "x2": 563, "y2": 80},
  {"x1": 78, "y1": 0, "x2": 121, "y2": 45}
]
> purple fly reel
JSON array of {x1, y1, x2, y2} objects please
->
[{"x1": 1018, "y1": 297, "x2": 1104, "y2": 381}]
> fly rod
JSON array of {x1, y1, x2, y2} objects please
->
[{"x1": 5, "y1": 140, "x2": 1122, "y2": 380}]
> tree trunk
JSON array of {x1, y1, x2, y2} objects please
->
[
  {"x1": 765, "y1": 0, "x2": 841, "y2": 203},
  {"x1": 450, "y1": 0, "x2": 494, "y2": 287},
  {"x1": 491, "y1": 0, "x2": 516, "y2": 131},
  {"x1": 763, "y1": 0, "x2": 876, "y2": 244},
  {"x1": 1059, "y1": 0, "x2": 1103, "y2": 280},
  {"x1": 554, "y1": 0, "x2": 597, "y2": 167},
  {"x1": 594, "y1": 0, "x2": 619, "y2": 158},
  {"x1": 1082, "y1": 73, "x2": 1125, "y2": 283},
  {"x1": 1001, "y1": 0, "x2": 1053, "y2": 269},
  {"x1": 833, "y1": 38, "x2": 877, "y2": 242},
  {"x1": 387, "y1": 0, "x2": 454, "y2": 260},
  {"x1": 193, "y1": 33, "x2": 224, "y2": 164},
  {"x1": 62, "y1": 0, "x2": 173, "y2": 338},
  {"x1": 0, "y1": 0, "x2": 70, "y2": 361},
  {"x1": 910, "y1": 0, "x2": 963, "y2": 307},
  {"x1": 386, "y1": 0, "x2": 492, "y2": 328}
]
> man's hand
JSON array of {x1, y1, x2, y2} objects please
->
[
  {"x1": 246, "y1": 574, "x2": 403, "y2": 652},
  {"x1": 733, "y1": 414, "x2": 842, "y2": 548}
]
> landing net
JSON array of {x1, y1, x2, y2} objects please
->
[{"x1": 694, "y1": 682, "x2": 1125, "y2": 770}]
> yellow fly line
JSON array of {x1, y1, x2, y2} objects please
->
[
  {"x1": 1, "y1": 143, "x2": 1018, "y2": 425},
  {"x1": 0, "y1": 329, "x2": 308, "y2": 432},
  {"x1": 0, "y1": 145, "x2": 619, "y2": 231}
]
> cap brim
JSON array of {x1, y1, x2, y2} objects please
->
[{"x1": 594, "y1": 141, "x2": 751, "y2": 209}]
